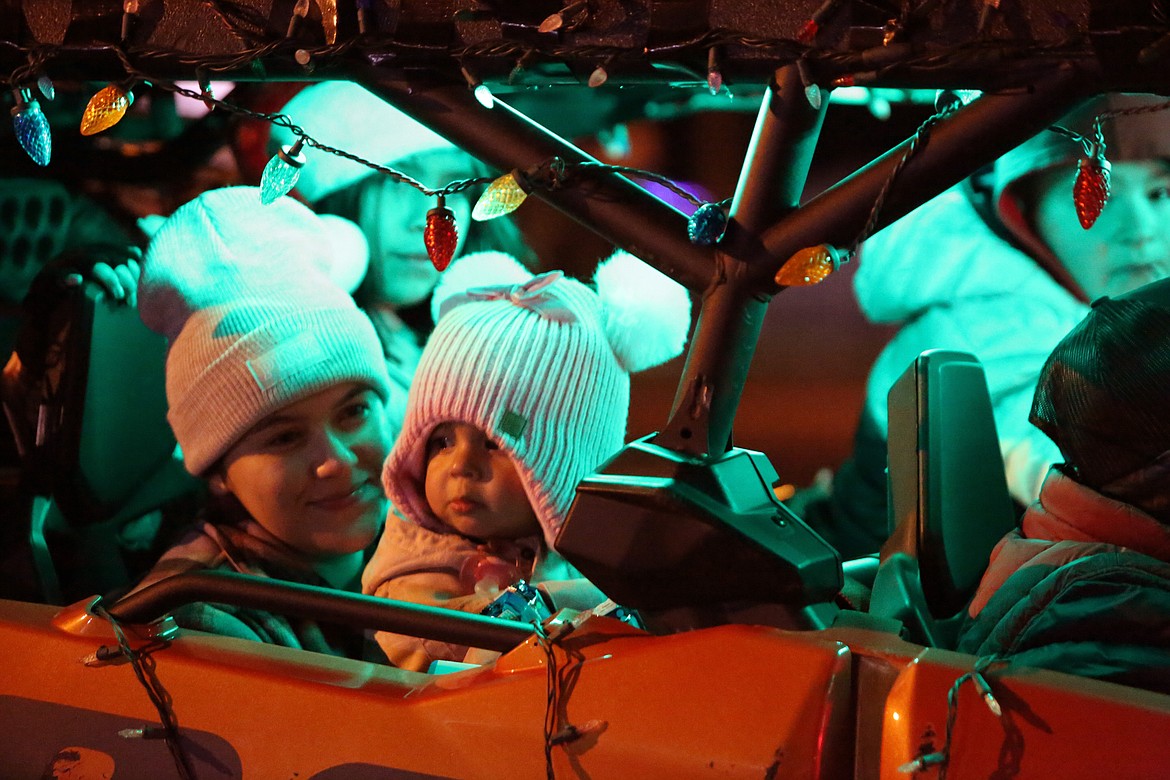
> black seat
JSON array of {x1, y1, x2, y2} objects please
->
[
  {"x1": 1, "y1": 256, "x2": 201, "y2": 604},
  {"x1": 868, "y1": 349, "x2": 1019, "y2": 648}
]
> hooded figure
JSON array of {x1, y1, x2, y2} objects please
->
[
  {"x1": 818, "y1": 94, "x2": 1170, "y2": 558},
  {"x1": 957, "y1": 277, "x2": 1170, "y2": 695}
]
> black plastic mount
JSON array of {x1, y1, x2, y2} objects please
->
[{"x1": 556, "y1": 435, "x2": 843, "y2": 614}]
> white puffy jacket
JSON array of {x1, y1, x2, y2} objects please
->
[{"x1": 855, "y1": 188, "x2": 1087, "y2": 504}]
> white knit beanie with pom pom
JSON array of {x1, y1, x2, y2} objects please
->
[
  {"x1": 382, "y1": 249, "x2": 692, "y2": 548},
  {"x1": 139, "y1": 186, "x2": 391, "y2": 476}
]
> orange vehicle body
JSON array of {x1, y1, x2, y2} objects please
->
[
  {"x1": 3, "y1": 596, "x2": 1169, "y2": 779},
  {"x1": 5, "y1": 5, "x2": 1170, "y2": 780}
]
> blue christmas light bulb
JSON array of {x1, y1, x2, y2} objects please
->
[
  {"x1": 259, "y1": 138, "x2": 306, "y2": 205},
  {"x1": 687, "y1": 202, "x2": 727, "y2": 246},
  {"x1": 11, "y1": 92, "x2": 51, "y2": 167}
]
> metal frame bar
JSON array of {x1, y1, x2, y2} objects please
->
[
  {"x1": 653, "y1": 63, "x2": 828, "y2": 456},
  {"x1": 353, "y1": 62, "x2": 1093, "y2": 458},
  {"x1": 109, "y1": 570, "x2": 535, "y2": 652},
  {"x1": 357, "y1": 66, "x2": 718, "y2": 293},
  {"x1": 752, "y1": 63, "x2": 1095, "y2": 287}
]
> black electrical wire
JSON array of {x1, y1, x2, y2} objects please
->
[
  {"x1": 536, "y1": 624, "x2": 559, "y2": 780},
  {"x1": 849, "y1": 100, "x2": 960, "y2": 257},
  {"x1": 94, "y1": 603, "x2": 195, "y2": 780}
]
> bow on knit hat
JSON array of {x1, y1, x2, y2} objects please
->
[
  {"x1": 438, "y1": 271, "x2": 575, "y2": 322},
  {"x1": 138, "y1": 186, "x2": 391, "y2": 476},
  {"x1": 383, "y1": 250, "x2": 692, "y2": 548}
]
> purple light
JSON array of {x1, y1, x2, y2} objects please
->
[{"x1": 639, "y1": 179, "x2": 714, "y2": 216}]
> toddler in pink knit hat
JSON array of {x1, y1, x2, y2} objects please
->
[{"x1": 362, "y1": 250, "x2": 691, "y2": 671}]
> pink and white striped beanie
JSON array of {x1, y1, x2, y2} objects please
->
[{"x1": 382, "y1": 250, "x2": 691, "y2": 548}]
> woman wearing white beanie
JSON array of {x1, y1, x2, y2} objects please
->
[
  {"x1": 363, "y1": 248, "x2": 692, "y2": 671},
  {"x1": 129, "y1": 187, "x2": 394, "y2": 659},
  {"x1": 265, "y1": 82, "x2": 534, "y2": 436}
]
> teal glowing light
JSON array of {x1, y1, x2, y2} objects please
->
[
  {"x1": 36, "y1": 74, "x2": 54, "y2": 102},
  {"x1": 259, "y1": 139, "x2": 306, "y2": 205},
  {"x1": 11, "y1": 93, "x2": 51, "y2": 167},
  {"x1": 461, "y1": 65, "x2": 495, "y2": 109},
  {"x1": 473, "y1": 83, "x2": 494, "y2": 109}
]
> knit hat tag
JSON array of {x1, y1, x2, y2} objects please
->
[
  {"x1": 439, "y1": 270, "x2": 575, "y2": 322},
  {"x1": 246, "y1": 330, "x2": 330, "y2": 392},
  {"x1": 498, "y1": 409, "x2": 528, "y2": 440}
]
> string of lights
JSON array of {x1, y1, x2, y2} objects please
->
[
  {"x1": 896, "y1": 655, "x2": 1006, "y2": 777},
  {"x1": 1048, "y1": 96, "x2": 1170, "y2": 227},
  {"x1": 5, "y1": 42, "x2": 750, "y2": 270},
  {"x1": 2, "y1": 0, "x2": 1161, "y2": 279}
]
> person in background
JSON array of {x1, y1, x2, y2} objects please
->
[
  {"x1": 263, "y1": 81, "x2": 534, "y2": 435},
  {"x1": 129, "y1": 187, "x2": 393, "y2": 659},
  {"x1": 958, "y1": 276, "x2": 1170, "y2": 694},
  {"x1": 365, "y1": 249, "x2": 691, "y2": 671},
  {"x1": 814, "y1": 93, "x2": 1170, "y2": 558}
]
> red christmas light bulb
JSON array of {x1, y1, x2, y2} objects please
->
[
  {"x1": 1073, "y1": 153, "x2": 1111, "y2": 230},
  {"x1": 425, "y1": 196, "x2": 459, "y2": 271},
  {"x1": 797, "y1": 19, "x2": 819, "y2": 43}
]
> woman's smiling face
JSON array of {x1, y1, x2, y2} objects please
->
[{"x1": 214, "y1": 383, "x2": 391, "y2": 561}]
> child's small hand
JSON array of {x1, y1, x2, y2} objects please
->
[
  {"x1": 63, "y1": 255, "x2": 141, "y2": 307},
  {"x1": 90, "y1": 257, "x2": 141, "y2": 306}
]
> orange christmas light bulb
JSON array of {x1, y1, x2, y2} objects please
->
[
  {"x1": 80, "y1": 84, "x2": 132, "y2": 136},
  {"x1": 472, "y1": 171, "x2": 530, "y2": 221},
  {"x1": 775, "y1": 245, "x2": 842, "y2": 286}
]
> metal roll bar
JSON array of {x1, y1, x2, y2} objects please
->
[{"x1": 107, "y1": 571, "x2": 536, "y2": 653}]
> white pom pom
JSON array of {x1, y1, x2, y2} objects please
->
[
  {"x1": 594, "y1": 250, "x2": 692, "y2": 372},
  {"x1": 316, "y1": 215, "x2": 369, "y2": 295},
  {"x1": 430, "y1": 250, "x2": 533, "y2": 323}
]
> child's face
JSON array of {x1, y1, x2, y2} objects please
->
[
  {"x1": 357, "y1": 149, "x2": 474, "y2": 309},
  {"x1": 1034, "y1": 159, "x2": 1170, "y2": 299},
  {"x1": 423, "y1": 421, "x2": 540, "y2": 540},
  {"x1": 214, "y1": 383, "x2": 391, "y2": 561}
]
